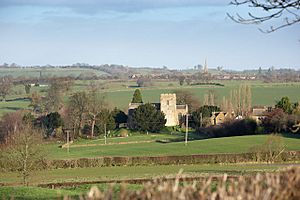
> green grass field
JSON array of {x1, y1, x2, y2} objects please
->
[
  {"x1": 0, "y1": 184, "x2": 142, "y2": 200},
  {"x1": 1, "y1": 80, "x2": 300, "y2": 116},
  {"x1": 0, "y1": 163, "x2": 285, "y2": 185},
  {"x1": 103, "y1": 81, "x2": 300, "y2": 110},
  {"x1": 0, "y1": 68, "x2": 108, "y2": 78},
  {"x1": 44, "y1": 134, "x2": 300, "y2": 159}
]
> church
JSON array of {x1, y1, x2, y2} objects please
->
[{"x1": 127, "y1": 93, "x2": 188, "y2": 127}]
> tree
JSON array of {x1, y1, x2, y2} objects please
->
[
  {"x1": 137, "y1": 77, "x2": 151, "y2": 87},
  {"x1": 262, "y1": 108, "x2": 288, "y2": 133},
  {"x1": 0, "y1": 124, "x2": 44, "y2": 185},
  {"x1": 229, "y1": 84, "x2": 252, "y2": 116},
  {"x1": 87, "y1": 92, "x2": 108, "y2": 138},
  {"x1": 208, "y1": 90, "x2": 218, "y2": 106},
  {"x1": 0, "y1": 111, "x2": 24, "y2": 144},
  {"x1": 228, "y1": 0, "x2": 300, "y2": 33},
  {"x1": 192, "y1": 105, "x2": 221, "y2": 128},
  {"x1": 29, "y1": 92, "x2": 43, "y2": 113},
  {"x1": 96, "y1": 109, "x2": 116, "y2": 135},
  {"x1": 24, "y1": 84, "x2": 31, "y2": 95},
  {"x1": 68, "y1": 92, "x2": 89, "y2": 137},
  {"x1": 44, "y1": 80, "x2": 64, "y2": 113},
  {"x1": 0, "y1": 76, "x2": 13, "y2": 101},
  {"x1": 41, "y1": 112, "x2": 64, "y2": 137},
  {"x1": 131, "y1": 103, "x2": 166, "y2": 133},
  {"x1": 131, "y1": 89, "x2": 143, "y2": 103},
  {"x1": 292, "y1": 101, "x2": 300, "y2": 115},
  {"x1": 276, "y1": 96, "x2": 292, "y2": 114},
  {"x1": 174, "y1": 90, "x2": 200, "y2": 112},
  {"x1": 178, "y1": 76, "x2": 185, "y2": 86}
]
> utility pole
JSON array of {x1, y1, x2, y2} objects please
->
[
  {"x1": 185, "y1": 104, "x2": 189, "y2": 146},
  {"x1": 104, "y1": 123, "x2": 107, "y2": 145}
]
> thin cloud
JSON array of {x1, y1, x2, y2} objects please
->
[{"x1": 0, "y1": 0, "x2": 228, "y2": 13}]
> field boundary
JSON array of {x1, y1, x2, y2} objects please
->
[
  {"x1": 38, "y1": 176, "x2": 240, "y2": 189},
  {"x1": 45, "y1": 151, "x2": 300, "y2": 169},
  {"x1": 62, "y1": 140, "x2": 153, "y2": 148}
]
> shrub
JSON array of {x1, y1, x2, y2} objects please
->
[
  {"x1": 201, "y1": 118, "x2": 257, "y2": 138},
  {"x1": 118, "y1": 129, "x2": 129, "y2": 137},
  {"x1": 249, "y1": 134, "x2": 285, "y2": 163}
]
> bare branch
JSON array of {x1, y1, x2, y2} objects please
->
[{"x1": 228, "y1": 0, "x2": 300, "y2": 32}]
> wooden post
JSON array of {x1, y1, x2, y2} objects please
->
[
  {"x1": 66, "y1": 130, "x2": 70, "y2": 154},
  {"x1": 185, "y1": 104, "x2": 188, "y2": 146}
]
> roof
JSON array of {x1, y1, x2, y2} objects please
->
[
  {"x1": 211, "y1": 112, "x2": 225, "y2": 119},
  {"x1": 252, "y1": 108, "x2": 267, "y2": 116},
  {"x1": 176, "y1": 105, "x2": 187, "y2": 110}
]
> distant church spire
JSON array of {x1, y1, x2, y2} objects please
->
[{"x1": 203, "y1": 58, "x2": 208, "y2": 73}]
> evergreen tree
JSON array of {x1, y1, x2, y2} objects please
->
[
  {"x1": 131, "y1": 89, "x2": 143, "y2": 103},
  {"x1": 131, "y1": 103, "x2": 166, "y2": 133},
  {"x1": 276, "y1": 96, "x2": 292, "y2": 114},
  {"x1": 41, "y1": 112, "x2": 64, "y2": 137}
]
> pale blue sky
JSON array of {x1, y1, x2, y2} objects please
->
[{"x1": 0, "y1": 0, "x2": 299, "y2": 69}]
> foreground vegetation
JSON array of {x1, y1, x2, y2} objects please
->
[
  {"x1": 66, "y1": 167, "x2": 300, "y2": 200},
  {"x1": 0, "y1": 166, "x2": 299, "y2": 200}
]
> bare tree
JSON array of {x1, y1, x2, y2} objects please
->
[
  {"x1": 0, "y1": 111, "x2": 24, "y2": 144},
  {"x1": 203, "y1": 94, "x2": 209, "y2": 106},
  {"x1": 228, "y1": 0, "x2": 300, "y2": 33},
  {"x1": 174, "y1": 90, "x2": 200, "y2": 112},
  {"x1": 245, "y1": 84, "x2": 252, "y2": 115},
  {"x1": 230, "y1": 84, "x2": 252, "y2": 117},
  {"x1": 68, "y1": 91, "x2": 89, "y2": 137},
  {"x1": 44, "y1": 80, "x2": 64, "y2": 113},
  {"x1": 87, "y1": 92, "x2": 108, "y2": 138},
  {"x1": 208, "y1": 90, "x2": 217, "y2": 106},
  {"x1": 29, "y1": 91, "x2": 43, "y2": 113},
  {"x1": 0, "y1": 125, "x2": 44, "y2": 185},
  {"x1": 0, "y1": 76, "x2": 13, "y2": 101},
  {"x1": 221, "y1": 96, "x2": 229, "y2": 112}
]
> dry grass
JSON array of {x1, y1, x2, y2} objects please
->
[{"x1": 66, "y1": 167, "x2": 300, "y2": 200}]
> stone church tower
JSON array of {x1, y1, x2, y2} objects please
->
[
  {"x1": 160, "y1": 94, "x2": 178, "y2": 126},
  {"x1": 128, "y1": 93, "x2": 188, "y2": 127}
]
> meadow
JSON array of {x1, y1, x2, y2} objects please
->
[
  {"x1": 0, "y1": 162, "x2": 295, "y2": 199},
  {"x1": 1, "y1": 79, "x2": 300, "y2": 116},
  {"x1": 0, "y1": 163, "x2": 283, "y2": 185},
  {"x1": 103, "y1": 81, "x2": 300, "y2": 110},
  {"x1": 0, "y1": 67, "x2": 108, "y2": 78},
  {"x1": 45, "y1": 134, "x2": 300, "y2": 159}
]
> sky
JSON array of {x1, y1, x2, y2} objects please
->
[{"x1": 0, "y1": 0, "x2": 299, "y2": 70}]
